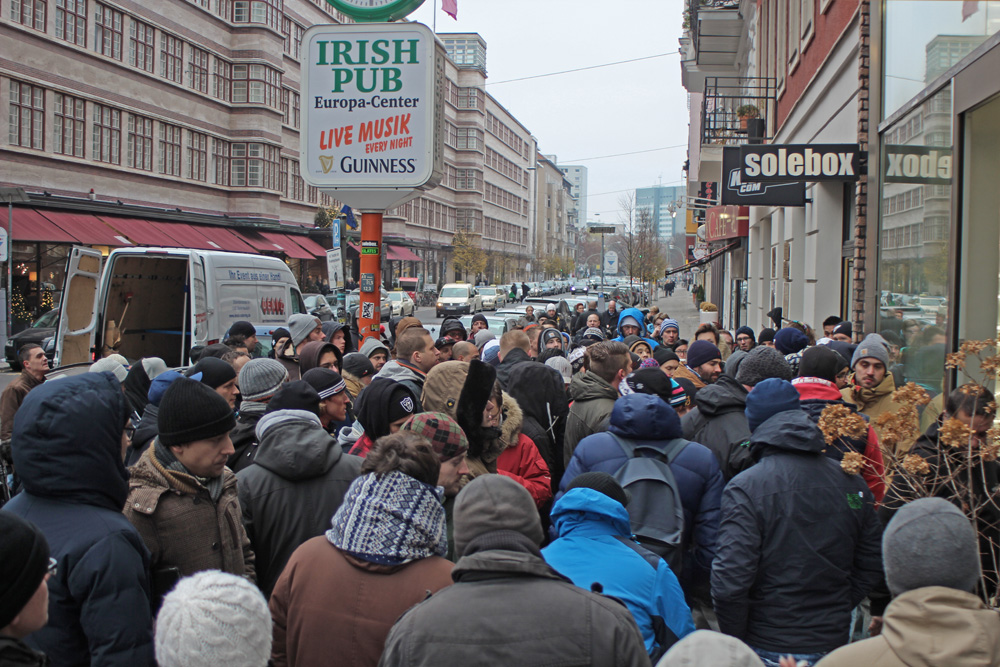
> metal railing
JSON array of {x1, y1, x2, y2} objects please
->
[{"x1": 701, "y1": 76, "x2": 777, "y2": 147}]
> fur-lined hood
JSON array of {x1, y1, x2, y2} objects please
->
[{"x1": 500, "y1": 391, "x2": 523, "y2": 450}]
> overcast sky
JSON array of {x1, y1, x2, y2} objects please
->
[{"x1": 407, "y1": 0, "x2": 690, "y2": 225}]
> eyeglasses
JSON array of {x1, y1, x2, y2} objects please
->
[
  {"x1": 736, "y1": 336, "x2": 752, "y2": 342},
  {"x1": 47, "y1": 557, "x2": 58, "y2": 578}
]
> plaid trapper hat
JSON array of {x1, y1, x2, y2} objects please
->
[{"x1": 399, "y1": 411, "x2": 469, "y2": 461}]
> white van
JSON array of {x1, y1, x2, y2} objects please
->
[
  {"x1": 436, "y1": 283, "x2": 482, "y2": 318},
  {"x1": 55, "y1": 246, "x2": 306, "y2": 367}
]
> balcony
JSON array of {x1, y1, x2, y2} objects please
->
[
  {"x1": 700, "y1": 77, "x2": 776, "y2": 147},
  {"x1": 680, "y1": 0, "x2": 749, "y2": 91}
]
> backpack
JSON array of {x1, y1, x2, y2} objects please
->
[{"x1": 609, "y1": 433, "x2": 688, "y2": 574}]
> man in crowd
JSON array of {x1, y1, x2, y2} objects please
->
[
  {"x1": 274, "y1": 314, "x2": 325, "y2": 381},
  {"x1": 228, "y1": 320, "x2": 262, "y2": 357},
  {"x1": 660, "y1": 319, "x2": 680, "y2": 347},
  {"x1": 0, "y1": 513, "x2": 52, "y2": 666},
  {"x1": 360, "y1": 336, "x2": 390, "y2": 372},
  {"x1": 451, "y1": 341, "x2": 479, "y2": 362},
  {"x1": 672, "y1": 340, "x2": 723, "y2": 392},
  {"x1": 229, "y1": 358, "x2": 288, "y2": 473},
  {"x1": 302, "y1": 368, "x2": 352, "y2": 433},
  {"x1": 734, "y1": 327, "x2": 755, "y2": 352},
  {"x1": 496, "y1": 330, "x2": 533, "y2": 389},
  {"x1": 563, "y1": 341, "x2": 630, "y2": 466},
  {"x1": 440, "y1": 318, "x2": 467, "y2": 343},
  {"x1": 841, "y1": 335, "x2": 911, "y2": 452},
  {"x1": 822, "y1": 316, "x2": 844, "y2": 339},
  {"x1": 574, "y1": 299, "x2": 601, "y2": 333},
  {"x1": 375, "y1": 327, "x2": 439, "y2": 411},
  {"x1": 830, "y1": 321, "x2": 853, "y2": 343},
  {"x1": 1, "y1": 344, "x2": 46, "y2": 452},
  {"x1": 469, "y1": 313, "x2": 489, "y2": 339},
  {"x1": 602, "y1": 300, "x2": 620, "y2": 331}
]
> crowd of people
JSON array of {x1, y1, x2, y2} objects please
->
[{"x1": 0, "y1": 299, "x2": 998, "y2": 667}]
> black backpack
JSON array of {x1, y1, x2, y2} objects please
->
[{"x1": 609, "y1": 433, "x2": 688, "y2": 573}]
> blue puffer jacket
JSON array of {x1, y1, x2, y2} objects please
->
[
  {"x1": 543, "y1": 488, "x2": 695, "y2": 659},
  {"x1": 613, "y1": 307, "x2": 659, "y2": 348},
  {"x1": 2, "y1": 373, "x2": 155, "y2": 667},
  {"x1": 560, "y1": 393, "x2": 724, "y2": 593}
]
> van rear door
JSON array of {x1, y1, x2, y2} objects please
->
[
  {"x1": 189, "y1": 253, "x2": 208, "y2": 350},
  {"x1": 54, "y1": 246, "x2": 103, "y2": 366}
]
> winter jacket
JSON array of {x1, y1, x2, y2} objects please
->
[
  {"x1": 601, "y1": 307, "x2": 620, "y2": 332},
  {"x1": 495, "y1": 394, "x2": 552, "y2": 508},
  {"x1": 3, "y1": 373, "x2": 154, "y2": 667},
  {"x1": 0, "y1": 637, "x2": 47, "y2": 666},
  {"x1": 842, "y1": 372, "x2": 916, "y2": 455},
  {"x1": 612, "y1": 307, "x2": 659, "y2": 348},
  {"x1": 711, "y1": 409, "x2": 884, "y2": 654},
  {"x1": 273, "y1": 338, "x2": 301, "y2": 381},
  {"x1": 227, "y1": 401, "x2": 266, "y2": 473},
  {"x1": 373, "y1": 360, "x2": 426, "y2": 411},
  {"x1": 815, "y1": 586, "x2": 1000, "y2": 667},
  {"x1": 378, "y1": 532, "x2": 651, "y2": 667},
  {"x1": 125, "y1": 403, "x2": 158, "y2": 467},
  {"x1": 561, "y1": 393, "x2": 724, "y2": 594},
  {"x1": 125, "y1": 447, "x2": 256, "y2": 581},
  {"x1": 681, "y1": 374, "x2": 752, "y2": 481},
  {"x1": 543, "y1": 488, "x2": 695, "y2": 659},
  {"x1": 0, "y1": 370, "x2": 43, "y2": 443},
  {"x1": 494, "y1": 346, "x2": 532, "y2": 390},
  {"x1": 794, "y1": 377, "x2": 886, "y2": 502},
  {"x1": 236, "y1": 409, "x2": 362, "y2": 597},
  {"x1": 270, "y1": 536, "x2": 454, "y2": 667},
  {"x1": 563, "y1": 371, "x2": 618, "y2": 466},
  {"x1": 671, "y1": 364, "x2": 708, "y2": 392},
  {"x1": 504, "y1": 362, "x2": 569, "y2": 489}
]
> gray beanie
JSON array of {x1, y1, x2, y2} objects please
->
[
  {"x1": 474, "y1": 329, "x2": 496, "y2": 350},
  {"x1": 735, "y1": 346, "x2": 793, "y2": 387},
  {"x1": 238, "y1": 358, "x2": 288, "y2": 402},
  {"x1": 288, "y1": 314, "x2": 321, "y2": 347},
  {"x1": 883, "y1": 497, "x2": 981, "y2": 596},
  {"x1": 453, "y1": 475, "x2": 544, "y2": 559},
  {"x1": 851, "y1": 334, "x2": 890, "y2": 369},
  {"x1": 724, "y1": 349, "x2": 748, "y2": 379},
  {"x1": 657, "y1": 630, "x2": 763, "y2": 667},
  {"x1": 90, "y1": 355, "x2": 129, "y2": 383}
]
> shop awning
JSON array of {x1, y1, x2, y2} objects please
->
[
  {"x1": 386, "y1": 244, "x2": 421, "y2": 262},
  {"x1": 96, "y1": 217, "x2": 184, "y2": 247},
  {"x1": 37, "y1": 210, "x2": 130, "y2": 246},
  {"x1": 289, "y1": 234, "x2": 327, "y2": 258},
  {"x1": 258, "y1": 231, "x2": 312, "y2": 260},
  {"x1": 665, "y1": 241, "x2": 740, "y2": 276},
  {"x1": 347, "y1": 242, "x2": 361, "y2": 253},
  {"x1": 191, "y1": 225, "x2": 258, "y2": 254},
  {"x1": 236, "y1": 230, "x2": 276, "y2": 252},
  {"x1": 11, "y1": 208, "x2": 79, "y2": 243},
  {"x1": 159, "y1": 222, "x2": 220, "y2": 250}
]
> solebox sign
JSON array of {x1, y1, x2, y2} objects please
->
[
  {"x1": 739, "y1": 144, "x2": 863, "y2": 182},
  {"x1": 301, "y1": 23, "x2": 444, "y2": 210}
]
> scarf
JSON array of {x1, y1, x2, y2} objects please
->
[
  {"x1": 153, "y1": 438, "x2": 225, "y2": 503},
  {"x1": 327, "y1": 471, "x2": 447, "y2": 565}
]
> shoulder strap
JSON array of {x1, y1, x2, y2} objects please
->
[{"x1": 609, "y1": 432, "x2": 688, "y2": 463}]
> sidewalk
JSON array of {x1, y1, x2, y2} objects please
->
[{"x1": 652, "y1": 288, "x2": 703, "y2": 341}]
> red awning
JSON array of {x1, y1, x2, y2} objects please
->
[
  {"x1": 36, "y1": 210, "x2": 130, "y2": 246},
  {"x1": 237, "y1": 230, "x2": 276, "y2": 252},
  {"x1": 11, "y1": 208, "x2": 79, "y2": 243},
  {"x1": 96, "y1": 217, "x2": 185, "y2": 247},
  {"x1": 158, "y1": 222, "x2": 219, "y2": 250},
  {"x1": 386, "y1": 244, "x2": 421, "y2": 262},
  {"x1": 289, "y1": 234, "x2": 327, "y2": 258},
  {"x1": 192, "y1": 225, "x2": 258, "y2": 254},
  {"x1": 347, "y1": 242, "x2": 361, "y2": 253},
  {"x1": 258, "y1": 232, "x2": 312, "y2": 260}
]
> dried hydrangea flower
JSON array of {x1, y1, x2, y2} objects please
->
[
  {"x1": 901, "y1": 453, "x2": 932, "y2": 475},
  {"x1": 891, "y1": 382, "x2": 931, "y2": 407},
  {"x1": 841, "y1": 451, "x2": 865, "y2": 475},
  {"x1": 939, "y1": 418, "x2": 973, "y2": 449}
]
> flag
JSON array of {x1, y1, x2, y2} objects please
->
[
  {"x1": 963, "y1": 0, "x2": 979, "y2": 21},
  {"x1": 442, "y1": 0, "x2": 457, "y2": 19},
  {"x1": 341, "y1": 205, "x2": 357, "y2": 229}
]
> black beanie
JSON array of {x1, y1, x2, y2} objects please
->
[
  {"x1": 653, "y1": 346, "x2": 679, "y2": 366},
  {"x1": 567, "y1": 471, "x2": 630, "y2": 507},
  {"x1": 265, "y1": 380, "x2": 322, "y2": 416},
  {"x1": 185, "y1": 357, "x2": 236, "y2": 389},
  {"x1": 626, "y1": 368, "x2": 675, "y2": 404},
  {"x1": 157, "y1": 378, "x2": 236, "y2": 446},
  {"x1": 798, "y1": 345, "x2": 847, "y2": 382},
  {"x1": 0, "y1": 513, "x2": 50, "y2": 629},
  {"x1": 341, "y1": 352, "x2": 375, "y2": 379},
  {"x1": 758, "y1": 328, "x2": 776, "y2": 344},
  {"x1": 229, "y1": 321, "x2": 256, "y2": 338}
]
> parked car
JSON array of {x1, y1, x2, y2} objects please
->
[
  {"x1": 386, "y1": 290, "x2": 416, "y2": 317},
  {"x1": 303, "y1": 293, "x2": 336, "y2": 322},
  {"x1": 459, "y1": 314, "x2": 519, "y2": 337},
  {"x1": 6, "y1": 309, "x2": 58, "y2": 370},
  {"x1": 476, "y1": 286, "x2": 507, "y2": 311},
  {"x1": 436, "y1": 283, "x2": 482, "y2": 318}
]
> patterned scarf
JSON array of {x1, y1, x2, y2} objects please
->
[
  {"x1": 153, "y1": 438, "x2": 225, "y2": 503},
  {"x1": 327, "y1": 471, "x2": 447, "y2": 565}
]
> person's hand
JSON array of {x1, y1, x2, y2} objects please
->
[
  {"x1": 778, "y1": 658, "x2": 798, "y2": 667},
  {"x1": 868, "y1": 616, "x2": 884, "y2": 636}
]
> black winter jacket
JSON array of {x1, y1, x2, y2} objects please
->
[
  {"x1": 125, "y1": 403, "x2": 158, "y2": 467},
  {"x1": 681, "y1": 375, "x2": 752, "y2": 481},
  {"x1": 228, "y1": 401, "x2": 266, "y2": 473},
  {"x1": 495, "y1": 347, "x2": 532, "y2": 390},
  {"x1": 236, "y1": 409, "x2": 362, "y2": 597},
  {"x1": 711, "y1": 409, "x2": 883, "y2": 654},
  {"x1": 505, "y1": 362, "x2": 569, "y2": 489}
]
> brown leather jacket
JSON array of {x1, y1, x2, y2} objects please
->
[{"x1": 0, "y1": 370, "x2": 43, "y2": 443}]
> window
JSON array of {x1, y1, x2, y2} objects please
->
[
  {"x1": 11, "y1": 0, "x2": 45, "y2": 31},
  {"x1": 289, "y1": 159, "x2": 304, "y2": 200},
  {"x1": 281, "y1": 16, "x2": 302, "y2": 58},
  {"x1": 55, "y1": 0, "x2": 85, "y2": 45},
  {"x1": 212, "y1": 138, "x2": 230, "y2": 185},
  {"x1": 230, "y1": 0, "x2": 279, "y2": 29},
  {"x1": 456, "y1": 127, "x2": 482, "y2": 150},
  {"x1": 280, "y1": 156, "x2": 289, "y2": 195},
  {"x1": 230, "y1": 142, "x2": 279, "y2": 188},
  {"x1": 159, "y1": 123, "x2": 182, "y2": 176},
  {"x1": 455, "y1": 168, "x2": 482, "y2": 191},
  {"x1": 189, "y1": 46, "x2": 209, "y2": 93},
  {"x1": 92, "y1": 103, "x2": 121, "y2": 163},
  {"x1": 232, "y1": 64, "x2": 280, "y2": 108},
  {"x1": 129, "y1": 19, "x2": 154, "y2": 72},
  {"x1": 8, "y1": 80, "x2": 44, "y2": 150},
  {"x1": 54, "y1": 92, "x2": 85, "y2": 157},
  {"x1": 160, "y1": 33, "x2": 183, "y2": 83},
  {"x1": 213, "y1": 58, "x2": 231, "y2": 101},
  {"x1": 457, "y1": 87, "x2": 482, "y2": 110},
  {"x1": 777, "y1": 0, "x2": 787, "y2": 90},
  {"x1": 127, "y1": 114, "x2": 152, "y2": 170},
  {"x1": 94, "y1": 3, "x2": 122, "y2": 59},
  {"x1": 290, "y1": 90, "x2": 299, "y2": 127},
  {"x1": 188, "y1": 130, "x2": 207, "y2": 181},
  {"x1": 801, "y1": 0, "x2": 815, "y2": 48},
  {"x1": 788, "y1": 0, "x2": 800, "y2": 68}
]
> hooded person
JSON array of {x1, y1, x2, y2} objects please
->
[
  {"x1": 0, "y1": 512, "x2": 51, "y2": 667},
  {"x1": 505, "y1": 361, "x2": 570, "y2": 492},
  {"x1": 379, "y1": 475, "x2": 650, "y2": 666},
  {"x1": 816, "y1": 497, "x2": 1000, "y2": 667},
  {"x1": 440, "y1": 317, "x2": 468, "y2": 342},
  {"x1": 236, "y1": 381, "x2": 363, "y2": 598},
  {"x1": 421, "y1": 360, "x2": 499, "y2": 476},
  {"x1": 359, "y1": 336, "x2": 390, "y2": 372},
  {"x1": 712, "y1": 379, "x2": 883, "y2": 663},
  {"x1": 4, "y1": 373, "x2": 155, "y2": 665},
  {"x1": 625, "y1": 335, "x2": 654, "y2": 361},
  {"x1": 613, "y1": 307, "x2": 659, "y2": 348},
  {"x1": 228, "y1": 320, "x2": 262, "y2": 358},
  {"x1": 321, "y1": 321, "x2": 354, "y2": 355},
  {"x1": 539, "y1": 327, "x2": 565, "y2": 353},
  {"x1": 298, "y1": 340, "x2": 342, "y2": 376},
  {"x1": 494, "y1": 387, "x2": 553, "y2": 509},
  {"x1": 268, "y1": 433, "x2": 454, "y2": 667},
  {"x1": 346, "y1": 378, "x2": 419, "y2": 458},
  {"x1": 229, "y1": 358, "x2": 288, "y2": 474},
  {"x1": 273, "y1": 314, "x2": 323, "y2": 380},
  {"x1": 121, "y1": 357, "x2": 168, "y2": 420},
  {"x1": 341, "y1": 352, "x2": 376, "y2": 401},
  {"x1": 474, "y1": 329, "x2": 496, "y2": 351}
]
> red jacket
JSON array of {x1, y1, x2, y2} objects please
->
[
  {"x1": 793, "y1": 377, "x2": 886, "y2": 503},
  {"x1": 497, "y1": 433, "x2": 553, "y2": 509}
]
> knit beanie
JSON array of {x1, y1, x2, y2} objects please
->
[
  {"x1": 546, "y1": 356, "x2": 573, "y2": 386},
  {"x1": 619, "y1": 315, "x2": 641, "y2": 330},
  {"x1": 653, "y1": 346, "x2": 679, "y2": 366},
  {"x1": 661, "y1": 318, "x2": 679, "y2": 332},
  {"x1": 626, "y1": 368, "x2": 675, "y2": 404},
  {"x1": 567, "y1": 346, "x2": 587, "y2": 373},
  {"x1": 0, "y1": 513, "x2": 50, "y2": 629},
  {"x1": 757, "y1": 328, "x2": 776, "y2": 345},
  {"x1": 851, "y1": 334, "x2": 890, "y2": 369},
  {"x1": 238, "y1": 358, "x2": 288, "y2": 402},
  {"x1": 471, "y1": 313, "x2": 488, "y2": 327},
  {"x1": 265, "y1": 380, "x2": 322, "y2": 416},
  {"x1": 341, "y1": 352, "x2": 375, "y2": 380},
  {"x1": 668, "y1": 378, "x2": 689, "y2": 409},
  {"x1": 288, "y1": 313, "x2": 321, "y2": 347},
  {"x1": 228, "y1": 321, "x2": 256, "y2": 339},
  {"x1": 301, "y1": 368, "x2": 348, "y2": 401},
  {"x1": 157, "y1": 378, "x2": 236, "y2": 447},
  {"x1": 672, "y1": 377, "x2": 698, "y2": 405},
  {"x1": 583, "y1": 327, "x2": 606, "y2": 341},
  {"x1": 745, "y1": 378, "x2": 802, "y2": 432},
  {"x1": 185, "y1": 357, "x2": 236, "y2": 390},
  {"x1": 725, "y1": 349, "x2": 748, "y2": 379},
  {"x1": 567, "y1": 471, "x2": 629, "y2": 507},
  {"x1": 90, "y1": 355, "x2": 129, "y2": 383},
  {"x1": 832, "y1": 320, "x2": 853, "y2": 339},
  {"x1": 659, "y1": 629, "x2": 764, "y2": 667},
  {"x1": 154, "y1": 570, "x2": 271, "y2": 667},
  {"x1": 271, "y1": 327, "x2": 291, "y2": 346},
  {"x1": 686, "y1": 340, "x2": 722, "y2": 369},
  {"x1": 773, "y1": 327, "x2": 809, "y2": 355},
  {"x1": 481, "y1": 340, "x2": 501, "y2": 366},
  {"x1": 882, "y1": 497, "x2": 981, "y2": 596},
  {"x1": 399, "y1": 411, "x2": 468, "y2": 461},
  {"x1": 734, "y1": 326, "x2": 755, "y2": 343},
  {"x1": 798, "y1": 345, "x2": 847, "y2": 382},
  {"x1": 454, "y1": 475, "x2": 544, "y2": 558},
  {"x1": 541, "y1": 328, "x2": 564, "y2": 350},
  {"x1": 735, "y1": 346, "x2": 793, "y2": 386},
  {"x1": 148, "y1": 370, "x2": 185, "y2": 407},
  {"x1": 142, "y1": 357, "x2": 169, "y2": 381}
]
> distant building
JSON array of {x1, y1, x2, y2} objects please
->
[
  {"x1": 636, "y1": 185, "x2": 685, "y2": 242},
  {"x1": 557, "y1": 163, "x2": 588, "y2": 229}
]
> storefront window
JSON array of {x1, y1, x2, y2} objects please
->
[
  {"x1": 11, "y1": 243, "x2": 69, "y2": 333},
  {"x1": 884, "y1": 1, "x2": 1000, "y2": 118},
  {"x1": 877, "y1": 85, "x2": 952, "y2": 396}
]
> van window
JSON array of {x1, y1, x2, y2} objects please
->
[
  {"x1": 441, "y1": 287, "x2": 469, "y2": 298},
  {"x1": 290, "y1": 288, "x2": 306, "y2": 314}
]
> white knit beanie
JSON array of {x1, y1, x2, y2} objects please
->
[{"x1": 155, "y1": 571, "x2": 271, "y2": 667}]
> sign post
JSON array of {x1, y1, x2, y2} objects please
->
[
  {"x1": 326, "y1": 218, "x2": 344, "y2": 291},
  {"x1": 301, "y1": 22, "x2": 444, "y2": 342},
  {"x1": 588, "y1": 224, "x2": 616, "y2": 292}
]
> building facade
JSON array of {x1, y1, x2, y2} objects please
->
[
  {"x1": 532, "y1": 153, "x2": 574, "y2": 279},
  {"x1": 554, "y1": 161, "x2": 587, "y2": 227},
  {"x1": 636, "y1": 184, "x2": 685, "y2": 243}
]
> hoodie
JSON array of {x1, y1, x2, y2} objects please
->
[
  {"x1": 298, "y1": 340, "x2": 341, "y2": 375},
  {"x1": 237, "y1": 409, "x2": 363, "y2": 596},
  {"x1": 359, "y1": 335, "x2": 389, "y2": 361},
  {"x1": 373, "y1": 359, "x2": 426, "y2": 412},
  {"x1": 322, "y1": 321, "x2": 355, "y2": 353},
  {"x1": 564, "y1": 370, "x2": 619, "y2": 467},
  {"x1": 613, "y1": 307, "x2": 659, "y2": 348},
  {"x1": 681, "y1": 374, "x2": 753, "y2": 481},
  {"x1": 505, "y1": 362, "x2": 569, "y2": 489}
]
